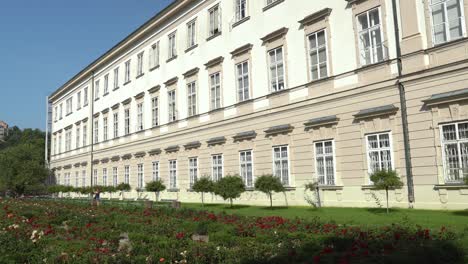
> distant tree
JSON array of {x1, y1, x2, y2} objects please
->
[
  {"x1": 146, "y1": 180, "x2": 166, "y2": 202},
  {"x1": 213, "y1": 175, "x2": 245, "y2": 208},
  {"x1": 192, "y1": 177, "x2": 214, "y2": 207},
  {"x1": 370, "y1": 170, "x2": 404, "y2": 214},
  {"x1": 254, "y1": 175, "x2": 285, "y2": 208}
]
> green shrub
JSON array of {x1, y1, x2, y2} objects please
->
[
  {"x1": 213, "y1": 175, "x2": 245, "y2": 207},
  {"x1": 369, "y1": 170, "x2": 404, "y2": 214},
  {"x1": 146, "y1": 180, "x2": 166, "y2": 201},
  {"x1": 254, "y1": 174, "x2": 285, "y2": 208},
  {"x1": 192, "y1": 177, "x2": 214, "y2": 206}
]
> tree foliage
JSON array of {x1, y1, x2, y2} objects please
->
[
  {"x1": 192, "y1": 177, "x2": 215, "y2": 206},
  {"x1": 146, "y1": 180, "x2": 166, "y2": 201},
  {"x1": 254, "y1": 175, "x2": 285, "y2": 208},
  {"x1": 213, "y1": 175, "x2": 245, "y2": 207},
  {"x1": 369, "y1": 170, "x2": 404, "y2": 214}
]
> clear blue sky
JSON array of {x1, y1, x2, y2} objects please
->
[{"x1": 0, "y1": 0, "x2": 172, "y2": 130}]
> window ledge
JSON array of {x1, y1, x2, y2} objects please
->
[
  {"x1": 103, "y1": 92, "x2": 109, "y2": 97},
  {"x1": 167, "y1": 188, "x2": 180, "y2": 193},
  {"x1": 113, "y1": 87, "x2": 120, "y2": 91},
  {"x1": 206, "y1": 32, "x2": 222, "y2": 42},
  {"x1": 356, "y1": 59, "x2": 392, "y2": 73},
  {"x1": 319, "y1": 185, "x2": 344, "y2": 190},
  {"x1": 428, "y1": 37, "x2": 468, "y2": 52},
  {"x1": 263, "y1": 0, "x2": 285, "y2": 12},
  {"x1": 434, "y1": 184, "x2": 468, "y2": 190},
  {"x1": 136, "y1": 73, "x2": 144, "y2": 79},
  {"x1": 149, "y1": 65, "x2": 160, "y2": 72},
  {"x1": 284, "y1": 187, "x2": 296, "y2": 191},
  {"x1": 235, "y1": 98, "x2": 254, "y2": 107},
  {"x1": 77, "y1": 107, "x2": 81, "y2": 111},
  {"x1": 84, "y1": 103, "x2": 89, "y2": 107},
  {"x1": 266, "y1": 88, "x2": 289, "y2": 98},
  {"x1": 66, "y1": 112, "x2": 73, "y2": 117},
  {"x1": 185, "y1": 44, "x2": 198, "y2": 53},
  {"x1": 94, "y1": 98, "x2": 100, "y2": 102},
  {"x1": 123, "y1": 80, "x2": 131, "y2": 86},
  {"x1": 361, "y1": 185, "x2": 376, "y2": 190},
  {"x1": 232, "y1": 16, "x2": 250, "y2": 28},
  {"x1": 166, "y1": 56, "x2": 178, "y2": 63}
]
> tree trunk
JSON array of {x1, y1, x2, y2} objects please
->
[
  {"x1": 230, "y1": 198, "x2": 233, "y2": 208},
  {"x1": 269, "y1": 193, "x2": 273, "y2": 208},
  {"x1": 386, "y1": 187, "x2": 389, "y2": 214},
  {"x1": 201, "y1": 192, "x2": 204, "y2": 207},
  {"x1": 156, "y1": 192, "x2": 159, "y2": 202}
]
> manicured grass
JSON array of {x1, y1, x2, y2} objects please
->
[{"x1": 183, "y1": 203, "x2": 468, "y2": 233}]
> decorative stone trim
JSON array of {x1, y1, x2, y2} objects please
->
[
  {"x1": 148, "y1": 148, "x2": 162, "y2": 156},
  {"x1": 164, "y1": 77, "x2": 178, "y2": 86},
  {"x1": 206, "y1": 31, "x2": 221, "y2": 42},
  {"x1": 111, "y1": 103, "x2": 120, "y2": 110},
  {"x1": 165, "y1": 145, "x2": 180, "y2": 153},
  {"x1": 207, "y1": 136, "x2": 226, "y2": 146},
  {"x1": 263, "y1": 0, "x2": 284, "y2": 11},
  {"x1": 134, "y1": 92, "x2": 145, "y2": 100},
  {"x1": 64, "y1": 124, "x2": 73, "y2": 130},
  {"x1": 73, "y1": 162, "x2": 81, "y2": 168},
  {"x1": 111, "y1": 156, "x2": 120, "y2": 162},
  {"x1": 354, "y1": 105, "x2": 398, "y2": 119},
  {"x1": 261, "y1": 27, "x2": 289, "y2": 45},
  {"x1": 121, "y1": 153, "x2": 132, "y2": 160},
  {"x1": 184, "y1": 141, "x2": 202, "y2": 150},
  {"x1": 93, "y1": 113, "x2": 100, "y2": 118},
  {"x1": 63, "y1": 164, "x2": 72, "y2": 169},
  {"x1": 82, "y1": 118, "x2": 88, "y2": 123},
  {"x1": 148, "y1": 85, "x2": 161, "y2": 94},
  {"x1": 232, "y1": 16, "x2": 250, "y2": 28},
  {"x1": 75, "y1": 120, "x2": 81, "y2": 126},
  {"x1": 304, "y1": 115, "x2": 339, "y2": 129},
  {"x1": 318, "y1": 185, "x2": 344, "y2": 190},
  {"x1": 56, "y1": 166, "x2": 62, "y2": 171},
  {"x1": 422, "y1": 88, "x2": 468, "y2": 107},
  {"x1": 204, "y1": 56, "x2": 224, "y2": 69},
  {"x1": 298, "y1": 8, "x2": 332, "y2": 27},
  {"x1": 80, "y1": 162, "x2": 88, "y2": 167},
  {"x1": 101, "y1": 108, "x2": 110, "y2": 114},
  {"x1": 434, "y1": 184, "x2": 468, "y2": 190},
  {"x1": 167, "y1": 188, "x2": 180, "y2": 193},
  {"x1": 264, "y1": 124, "x2": 294, "y2": 135},
  {"x1": 230, "y1": 44, "x2": 253, "y2": 58},
  {"x1": 101, "y1": 158, "x2": 110, "y2": 163},
  {"x1": 92, "y1": 159, "x2": 100, "y2": 165},
  {"x1": 134, "y1": 151, "x2": 146, "y2": 158},
  {"x1": 183, "y1": 67, "x2": 200, "y2": 78},
  {"x1": 233, "y1": 130, "x2": 257, "y2": 141},
  {"x1": 122, "y1": 98, "x2": 132, "y2": 105}
]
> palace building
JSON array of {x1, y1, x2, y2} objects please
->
[{"x1": 48, "y1": 0, "x2": 468, "y2": 209}]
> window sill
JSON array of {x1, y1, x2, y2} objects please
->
[
  {"x1": 123, "y1": 80, "x2": 131, "y2": 86},
  {"x1": 232, "y1": 16, "x2": 250, "y2": 28},
  {"x1": 235, "y1": 98, "x2": 254, "y2": 107},
  {"x1": 94, "y1": 98, "x2": 100, "y2": 102},
  {"x1": 356, "y1": 59, "x2": 391, "y2": 73},
  {"x1": 206, "y1": 31, "x2": 222, "y2": 42},
  {"x1": 263, "y1": 0, "x2": 285, "y2": 12},
  {"x1": 136, "y1": 73, "x2": 144, "y2": 79},
  {"x1": 83, "y1": 103, "x2": 89, "y2": 107},
  {"x1": 434, "y1": 184, "x2": 468, "y2": 190},
  {"x1": 149, "y1": 65, "x2": 160, "y2": 72},
  {"x1": 429, "y1": 37, "x2": 468, "y2": 52},
  {"x1": 166, "y1": 56, "x2": 177, "y2": 63},
  {"x1": 266, "y1": 88, "x2": 289, "y2": 98},
  {"x1": 185, "y1": 44, "x2": 198, "y2": 53},
  {"x1": 66, "y1": 112, "x2": 72, "y2": 117},
  {"x1": 318, "y1": 185, "x2": 344, "y2": 191},
  {"x1": 77, "y1": 107, "x2": 81, "y2": 111},
  {"x1": 113, "y1": 87, "x2": 119, "y2": 91},
  {"x1": 167, "y1": 188, "x2": 180, "y2": 193},
  {"x1": 103, "y1": 92, "x2": 109, "y2": 97}
]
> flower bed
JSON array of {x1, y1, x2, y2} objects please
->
[{"x1": 0, "y1": 199, "x2": 465, "y2": 263}]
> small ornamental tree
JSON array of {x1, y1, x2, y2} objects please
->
[
  {"x1": 116, "y1": 183, "x2": 131, "y2": 200},
  {"x1": 146, "y1": 180, "x2": 166, "y2": 202},
  {"x1": 254, "y1": 175, "x2": 285, "y2": 208},
  {"x1": 214, "y1": 175, "x2": 245, "y2": 208},
  {"x1": 192, "y1": 177, "x2": 214, "y2": 207},
  {"x1": 370, "y1": 170, "x2": 404, "y2": 214}
]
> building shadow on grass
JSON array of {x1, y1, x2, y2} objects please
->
[
  {"x1": 259, "y1": 206, "x2": 289, "y2": 211},
  {"x1": 452, "y1": 209, "x2": 468, "y2": 216},
  {"x1": 366, "y1": 208, "x2": 401, "y2": 214}
]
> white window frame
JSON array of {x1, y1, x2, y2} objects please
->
[
  {"x1": 82, "y1": 124, "x2": 87, "y2": 146},
  {"x1": 94, "y1": 119, "x2": 99, "y2": 143},
  {"x1": 113, "y1": 167, "x2": 118, "y2": 187},
  {"x1": 272, "y1": 145, "x2": 290, "y2": 186},
  {"x1": 308, "y1": 30, "x2": 329, "y2": 80},
  {"x1": 239, "y1": 150, "x2": 254, "y2": 188},
  {"x1": 137, "y1": 164, "x2": 144, "y2": 189},
  {"x1": 168, "y1": 90, "x2": 177, "y2": 122},
  {"x1": 209, "y1": 4, "x2": 221, "y2": 36},
  {"x1": 103, "y1": 117, "x2": 108, "y2": 141},
  {"x1": 168, "y1": 32, "x2": 177, "y2": 59},
  {"x1": 102, "y1": 168, "x2": 108, "y2": 186},
  {"x1": 113, "y1": 67, "x2": 119, "y2": 89},
  {"x1": 82, "y1": 170, "x2": 86, "y2": 187},
  {"x1": 59, "y1": 104, "x2": 63, "y2": 119},
  {"x1": 94, "y1": 80, "x2": 100, "y2": 100},
  {"x1": 268, "y1": 46, "x2": 285, "y2": 92},
  {"x1": 76, "y1": 126, "x2": 80, "y2": 149},
  {"x1": 93, "y1": 169, "x2": 98, "y2": 186},
  {"x1": 152, "y1": 161, "x2": 159, "y2": 181},
  {"x1": 137, "y1": 52, "x2": 144, "y2": 76},
  {"x1": 187, "y1": 81, "x2": 197, "y2": 117},
  {"x1": 124, "y1": 165, "x2": 130, "y2": 185},
  {"x1": 212, "y1": 154, "x2": 223, "y2": 182},
  {"x1": 77, "y1": 91, "x2": 82, "y2": 110},
  {"x1": 366, "y1": 131, "x2": 395, "y2": 183},
  {"x1": 65, "y1": 130, "x2": 71, "y2": 152},
  {"x1": 169, "y1": 160, "x2": 177, "y2": 189},
  {"x1": 210, "y1": 72, "x2": 222, "y2": 110},
  {"x1": 187, "y1": 19, "x2": 197, "y2": 48},
  {"x1": 357, "y1": 7, "x2": 385, "y2": 66},
  {"x1": 149, "y1": 42, "x2": 160, "y2": 69},
  {"x1": 137, "y1": 103, "x2": 144, "y2": 131},
  {"x1": 189, "y1": 157, "x2": 198, "y2": 188},
  {"x1": 235, "y1": 0, "x2": 247, "y2": 22},
  {"x1": 83, "y1": 87, "x2": 89, "y2": 106},
  {"x1": 113, "y1": 112, "x2": 119, "y2": 138},
  {"x1": 440, "y1": 122, "x2": 468, "y2": 183},
  {"x1": 236, "y1": 61, "x2": 250, "y2": 102},
  {"x1": 104, "y1": 74, "x2": 109, "y2": 95},
  {"x1": 124, "y1": 109, "x2": 130, "y2": 135},
  {"x1": 430, "y1": 0, "x2": 466, "y2": 46},
  {"x1": 152, "y1": 97, "x2": 159, "y2": 127},
  {"x1": 314, "y1": 140, "x2": 336, "y2": 186},
  {"x1": 125, "y1": 60, "x2": 131, "y2": 83}
]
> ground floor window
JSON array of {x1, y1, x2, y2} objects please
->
[
  {"x1": 81, "y1": 170, "x2": 86, "y2": 187},
  {"x1": 366, "y1": 132, "x2": 393, "y2": 180},
  {"x1": 441, "y1": 122, "x2": 468, "y2": 183},
  {"x1": 315, "y1": 140, "x2": 335, "y2": 185},
  {"x1": 152, "y1": 161, "x2": 159, "y2": 181},
  {"x1": 239, "y1": 150, "x2": 253, "y2": 187},
  {"x1": 169, "y1": 160, "x2": 177, "y2": 189},
  {"x1": 102, "y1": 168, "x2": 107, "y2": 186},
  {"x1": 93, "y1": 169, "x2": 98, "y2": 186},
  {"x1": 212, "y1": 154, "x2": 223, "y2": 182},
  {"x1": 137, "y1": 164, "x2": 144, "y2": 189},
  {"x1": 124, "y1": 166, "x2": 130, "y2": 185},
  {"x1": 113, "y1": 167, "x2": 118, "y2": 187},
  {"x1": 273, "y1": 146, "x2": 289, "y2": 185},
  {"x1": 189, "y1": 157, "x2": 198, "y2": 188}
]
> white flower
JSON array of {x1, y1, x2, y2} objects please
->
[{"x1": 216, "y1": 246, "x2": 220, "y2": 251}]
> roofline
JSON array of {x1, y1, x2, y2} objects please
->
[{"x1": 49, "y1": 0, "x2": 189, "y2": 102}]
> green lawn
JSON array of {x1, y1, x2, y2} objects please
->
[{"x1": 183, "y1": 203, "x2": 468, "y2": 233}]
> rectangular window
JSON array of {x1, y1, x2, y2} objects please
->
[
  {"x1": 189, "y1": 157, "x2": 198, "y2": 188},
  {"x1": 209, "y1": 5, "x2": 221, "y2": 36},
  {"x1": 104, "y1": 74, "x2": 109, "y2": 95},
  {"x1": 58, "y1": 135, "x2": 62, "y2": 153},
  {"x1": 102, "y1": 168, "x2": 108, "y2": 186},
  {"x1": 103, "y1": 117, "x2": 108, "y2": 141},
  {"x1": 440, "y1": 122, "x2": 468, "y2": 183},
  {"x1": 152, "y1": 97, "x2": 159, "y2": 127},
  {"x1": 124, "y1": 165, "x2": 130, "y2": 185},
  {"x1": 269, "y1": 47, "x2": 285, "y2": 92},
  {"x1": 357, "y1": 8, "x2": 385, "y2": 65},
  {"x1": 308, "y1": 30, "x2": 328, "y2": 80},
  {"x1": 266, "y1": 0, "x2": 280, "y2": 5},
  {"x1": 57, "y1": 173, "x2": 61, "y2": 185},
  {"x1": 113, "y1": 113, "x2": 119, "y2": 138},
  {"x1": 114, "y1": 67, "x2": 119, "y2": 89},
  {"x1": 152, "y1": 161, "x2": 159, "y2": 181},
  {"x1": 240, "y1": 150, "x2": 253, "y2": 187},
  {"x1": 137, "y1": 103, "x2": 144, "y2": 131},
  {"x1": 82, "y1": 124, "x2": 87, "y2": 146},
  {"x1": 54, "y1": 106, "x2": 58, "y2": 121},
  {"x1": 137, "y1": 164, "x2": 144, "y2": 189},
  {"x1": 124, "y1": 109, "x2": 130, "y2": 135},
  {"x1": 235, "y1": 0, "x2": 247, "y2": 22},
  {"x1": 315, "y1": 141, "x2": 335, "y2": 185},
  {"x1": 187, "y1": 81, "x2": 197, "y2": 117},
  {"x1": 66, "y1": 98, "x2": 73, "y2": 115},
  {"x1": 212, "y1": 154, "x2": 223, "y2": 182},
  {"x1": 149, "y1": 42, "x2": 160, "y2": 69},
  {"x1": 53, "y1": 136, "x2": 57, "y2": 155},
  {"x1": 93, "y1": 169, "x2": 98, "y2": 186},
  {"x1": 169, "y1": 160, "x2": 177, "y2": 189},
  {"x1": 137, "y1": 52, "x2": 144, "y2": 76},
  {"x1": 95, "y1": 80, "x2": 100, "y2": 100},
  {"x1": 168, "y1": 32, "x2": 177, "y2": 59},
  {"x1": 83, "y1": 87, "x2": 89, "y2": 106},
  {"x1": 94, "y1": 119, "x2": 99, "y2": 143},
  {"x1": 65, "y1": 130, "x2": 71, "y2": 152},
  {"x1": 273, "y1": 145, "x2": 289, "y2": 185},
  {"x1": 366, "y1": 132, "x2": 393, "y2": 176},
  {"x1": 168, "y1": 90, "x2": 177, "y2": 122},
  {"x1": 75, "y1": 172, "x2": 79, "y2": 187},
  {"x1": 82, "y1": 170, "x2": 86, "y2": 187},
  {"x1": 187, "y1": 19, "x2": 197, "y2": 48},
  {"x1": 236, "y1": 61, "x2": 250, "y2": 101},
  {"x1": 210, "y1": 72, "x2": 221, "y2": 110},
  {"x1": 113, "y1": 167, "x2": 118, "y2": 187},
  {"x1": 431, "y1": 0, "x2": 465, "y2": 45},
  {"x1": 125, "y1": 60, "x2": 131, "y2": 83},
  {"x1": 77, "y1": 91, "x2": 82, "y2": 110},
  {"x1": 59, "y1": 104, "x2": 63, "y2": 119},
  {"x1": 76, "y1": 127, "x2": 80, "y2": 149}
]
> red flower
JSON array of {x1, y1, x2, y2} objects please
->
[
  {"x1": 159, "y1": 258, "x2": 165, "y2": 262},
  {"x1": 176, "y1": 232, "x2": 185, "y2": 239}
]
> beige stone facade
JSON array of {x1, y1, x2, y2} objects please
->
[{"x1": 49, "y1": 0, "x2": 468, "y2": 209}]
